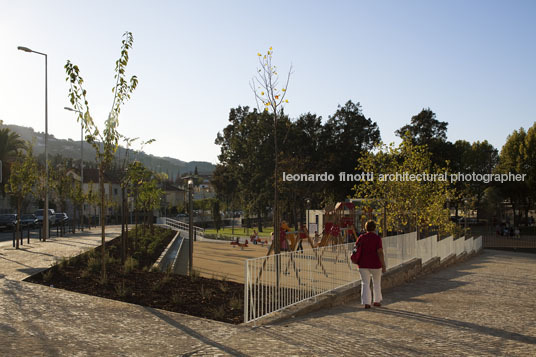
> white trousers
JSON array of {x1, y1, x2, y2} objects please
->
[{"x1": 359, "y1": 268, "x2": 382, "y2": 305}]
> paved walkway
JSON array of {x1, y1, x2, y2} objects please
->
[
  {"x1": 1, "y1": 230, "x2": 535, "y2": 356},
  {"x1": 0, "y1": 226, "x2": 122, "y2": 281}
]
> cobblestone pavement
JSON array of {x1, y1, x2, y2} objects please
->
[
  {"x1": 0, "y1": 226, "x2": 122, "y2": 281},
  {"x1": 1, "y1": 239, "x2": 535, "y2": 355}
]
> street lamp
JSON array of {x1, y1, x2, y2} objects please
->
[
  {"x1": 188, "y1": 179, "x2": 194, "y2": 275},
  {"x1": 19, "y1": 45, "x2": 49, "y2": 241},
  {"x1": 305, "y1": 198, "x2": 311, "y2": 236},
  {"x1": 64, "y1": 107, "x2": 84, "y2": 229}
]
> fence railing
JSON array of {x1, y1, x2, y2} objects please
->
[
  {"x1": 159, "y1": 217, "x2": 204, "y2": 237},
  {"x1": 244, "y1": 233, "x2": 482, "y2": 323}
]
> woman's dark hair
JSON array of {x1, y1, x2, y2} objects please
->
[{"x1": 365, "y1": 220, "x2": 376, "y2": 232}]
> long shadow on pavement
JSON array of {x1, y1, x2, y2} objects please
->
[
  {"x1": 369, "y1": 307, "x2": 536, "y2": 345},
  {"x1": 143, "y1": 307, "x2": 248, "y2": 357}
]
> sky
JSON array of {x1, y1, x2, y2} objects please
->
[{"x1": 1, "y1": 0, "x2": 535, "y2": 164}]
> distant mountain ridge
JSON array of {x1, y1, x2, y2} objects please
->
[{"x1": 3, "y1": 123, "x2": 215, "y2": 178}]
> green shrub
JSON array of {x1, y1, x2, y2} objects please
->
[
  {"x1": 209, "y1": 305, "x2": 226, "y2": 320},
  {"x1": 115, "y1": 281, "x2": 131, "y2": 297},
  {"x1": 42, "y1": 269, "x2": 54, "y2": 283},
  {"x1": 162, "y1": 274, "x2": 173, "y2": 285},
  {"x1": 123, "y1": 257, "x2": 138, "y2": 274},
  {"x1": 98, "y1": 274, "x2": 108, "y2": 286},
  {"x1": 190, "y1": 269, "x2": 200, "y2": 282},
  {"x1": 87, "y1": 255, "x2": 101, "y2": 275},
  {"x1": 199, "y1": 285, "x2": 213, "y2": 301},
  {"x1": 171, "y1": 293, "x2": 184, "y2": 305},
  {"x1": 219, "y1": 282, "x2": 229, "y2": 293},
  {"x1": 229, "y1": 295, "x2": 242, "y2": 310}
]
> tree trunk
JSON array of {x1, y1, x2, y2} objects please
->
[
  {"x1": 257, "y1": 206, "x2": 263, "y2": 233},
  {"x1": 274, "y1": 112, "x2": 280, "y2": 254},
  {"x1": 16, "y1": 198, "x2": 22, "y2": 249},
  {"x1": 134, "y1": 195, "x2": 138, "y2": 251},
  {"x1": 99, "y1": 166, "x2": 106, "y2": 280},
  {"x1": 120, "y1": 186, "x2": 126, "y2": 264}
]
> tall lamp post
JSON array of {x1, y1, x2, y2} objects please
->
[
  {"x1": 188, "y1": 179, "x2": 194, "y2": 275},
  {"x1": 18, "y1": 46, "x2": 49, "y2": 241},
  {"x1": 64, "y1": 107, "x2": 84, "y2": 229},
  {"x1": 305, "y1": 198, "x2": 311, "y2": 237}
]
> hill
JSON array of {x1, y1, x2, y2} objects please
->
[{"x1": 3, "y1": 123, "x2": 215, "y2": 178}]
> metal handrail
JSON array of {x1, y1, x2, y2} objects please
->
[{"x1": 162, "y1": 217, "x2": 204, "y2": 237}]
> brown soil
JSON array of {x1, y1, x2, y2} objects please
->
[{"x1": 24, "y1": 227, "x2": 244, "y2": 324}]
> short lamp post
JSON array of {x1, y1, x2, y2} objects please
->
[
  {"x1": 18, "y1": 45, "x2": 48, "y2": 241},
  {"x1": 188, "y1": 179, "x2": 194, "y2": 275}
]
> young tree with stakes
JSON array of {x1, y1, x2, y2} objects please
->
[
  {"x1": 65, "y1": 31, "x2": 138, "y2": 280},
  {"x1": 250, "y1": 47, "x2": 292, "y2": 254}
]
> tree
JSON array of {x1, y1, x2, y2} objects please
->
[
  {"x1": 450, "y1": 140, "x2": 499, "y2": 219},
  {"x1": 355, "y1": 135, "x2": 455, "y2": 237},
  {"x1": 520, "y1": 122, "x2": 536, "y2": 222},
  {"x1": 211, "y1": 199, "x2": 222, "y2": 232},
  {"x1": 70, "y1": 179, "x2": 86, "y2": 233},
  {"x1": 0, "y1": 126, "x2": 26, "y2": 195},
  {"x1": 137, "y1": 178, "x2": 162, "y2": 231},
  {"x1": 5, "y1": 146, "x2": 38, "y2": 249},
  {"x1": 211, "y1": 164, "x2": 239, "y2": 233},
  {"x1": 126, "y1": 161, "x2": 152, "y2": 248},
  {"x1": 396, "y1": 108, "x2": 448, "y2": 143},
  {"x1": 214, "y1": 107, "x2": 277, "y2": 233},
  {"x1": 322, "y1": 100, "x2": 381, "y2": 199},
  {"x1": 65, "y1": 31, "x2": 139, "y2": 280},
  {"x1": 396, "y1": 108, "x2": 453, "y2": 166},
  {"x1": 250, "y1": 47, "x2": 292, "y2": 254},
  {"x1": 496, "y1": 127, "x2": 532, "y2": 225},
  {"x1": 51, "y1": 165, "x2": 74, "y2": 213}
]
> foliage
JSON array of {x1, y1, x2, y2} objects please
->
[
  {"x1": 5, "y1": 145, "x2": 38, "y2": 248},
  {"x1": 495, "y1": 123, "x2": 536, "y2": 224},
  {"x1": 354, "y1": 135, "x2": 455, "y2": 236},
  {"x1": 213, "y1": 102, "x2": 382, "y2": 229},
  {"x1": 65, "y1": 31, "x2": 139, "y2": 280},
  {"x1": 0, "y1": 126, "x2": 27, "y2": 194},
  {"x1": 396, "y1": 108, "x2": 452, "y2": 167},
  {"x1": 322, "y1": 100, "x2": 381, "y2": 199},
  {"x1": 50, "y1": 165, "x2": 75, "y2": 212},
  {"x1": 211, "y1": 199, "x2": 222, "y2": 231}
]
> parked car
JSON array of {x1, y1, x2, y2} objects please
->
[
  {"x1": 34, "y1": 209, "x2": 56, "y2": 226},
  {"x1": 20, "y1": 214, "x2": 38, "y2": 228},
  {"x1": 457, "y1": 217, "x2": 484, "y2": 225},
  {"x1": 55, "y1": 212, "x2": 69, "y2": 225},
  {"x1": 0, "y1": 214, "x2": 18, "y2": 231}
]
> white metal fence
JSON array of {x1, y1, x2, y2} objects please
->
[{"x1": 244, "y1": 233, "x2": 482, "y2": 323}]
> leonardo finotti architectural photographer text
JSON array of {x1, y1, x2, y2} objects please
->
[{"x1": 282, "y1": 172, "x2": 527, "y2": 183}]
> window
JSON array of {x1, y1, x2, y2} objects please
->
[{"x1": 114, "y1": 188, "x2": 118, "y2": 195}]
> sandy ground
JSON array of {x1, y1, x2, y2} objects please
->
[{"x1": 192, "y1": 238, "x2": 316, "y2": 283}]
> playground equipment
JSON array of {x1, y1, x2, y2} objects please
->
[
  {"x1": 254, "y1": 201, "x2": 373, "y2": 288},
  {"x1": 265, "y1": 221, "x2": 317, "y2": 255},
  {"x1": 314, "y1": 202, "x2": 360, "y2": 248},
  {"x1": 230, "y1": 237, "x2": 249, "y2": 249}
]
